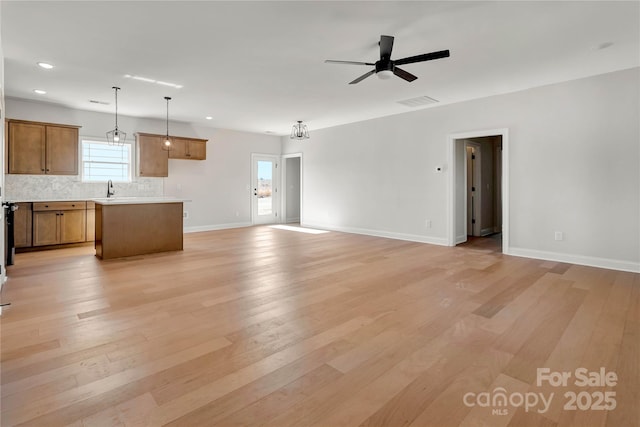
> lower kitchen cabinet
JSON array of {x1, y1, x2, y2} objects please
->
[
  {"x1": 14, "y1": 202, "x2": 33, "y2": 248},
  {"x1": 32, "y1": 201, "x2": 86, "y2": 246}
]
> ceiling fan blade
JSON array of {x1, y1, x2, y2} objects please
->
[
  {"x1": 325, "y1": 60, "x2": 375, "y2": 66},
  {"x1": 379, "y1": 35, "x2": 394, "y2": 59},
  {"x1": 349, "y1": 69, "x2": 376, "y2": 84},
  {"x1": 394, "y1": 49, "x2": 450, "y2": 66},
  {"x1": 393, "y1": 67, "x2": 418, "y2": 82}
]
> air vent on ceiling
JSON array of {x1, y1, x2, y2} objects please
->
[
  {"x1": 89, "y1": 99, "x2": 110, "y2": 105},
  {"x1": 397, "y1": 95, "x2": 439, "y2": 108}
]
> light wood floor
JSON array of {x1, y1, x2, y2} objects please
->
[{"x1": 1, "y1": 226, "x2": 637, "y2": 427}]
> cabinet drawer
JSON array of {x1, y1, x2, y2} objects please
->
[{"x1": 33, "y1": 201, "x2": 86, "y2": 211}]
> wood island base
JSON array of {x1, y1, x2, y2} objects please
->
[{"x1": 95, "y1": 201, "x2": 183, "y2": 260}]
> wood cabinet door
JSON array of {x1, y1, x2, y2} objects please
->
[
  {"x1": 168, "y1": 137, "x2": 206, "y2": 160},
  {"x1": 33, "y1": 211, "x2": 59, "y2": 246},
  {"x1": 46, "y1": 126, "x2": 79, "y2": 175},
  {"x1": 86, "y1": 209, "x2": 95, "y2": 241},
  {"x1": 168, "y1": 137, "x2": 188, "y2": 159},
  {"x1": 8, "y1": 122, "x2": 46, "y2": 174},
  {"x1": 187, "y1": 140, "x2": 206, "y2": 160},
  {"x1": 14, "y1": 203, "x2": 33, "y2": 248},
  {"x1": 60, "y1": 210, "x2": 86, "y2": 244},
  {"x1": 137, "y1": 134, "x2": 169, "y2": 177}
]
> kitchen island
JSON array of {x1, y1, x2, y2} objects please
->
[{"x1": 93, "y1": 197, "x2": 185, "y2": 260}]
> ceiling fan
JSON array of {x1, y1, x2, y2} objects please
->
[{"x1": 325, "y1": 35, "x2": 450, "y2": 84}]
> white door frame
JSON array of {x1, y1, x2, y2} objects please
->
[
  {"x1": 251, "y1": 153, "x2": 280, "y2": 225},
  {"x1": 447, "y1": 128, "x2": 509, "y2": 254},
  {"x1": 465, "y1": 141, "x2": 482, "y2": 238},
  {"x1": 281, "y1": 153, "x2": 303, "y2": 224}
]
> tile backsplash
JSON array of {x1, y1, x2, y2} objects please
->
[{"x1": 5, "y1": 175, "x2": 164, "y2": 201}]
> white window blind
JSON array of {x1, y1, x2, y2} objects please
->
[{"x1": 82, "y1": 140, "x2": 132, "y2": 182}]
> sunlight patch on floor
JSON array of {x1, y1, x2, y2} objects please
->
[{"x1": 269, "y1": 225, "x2": 329, "y2": 234}]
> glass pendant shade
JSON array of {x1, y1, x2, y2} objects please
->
[
  {"x1": 106, "y1": 87, "x2": 126, "y2": 146},
  {"x1": 290, "y1": 120, "x2": 310, "y2": 140}
]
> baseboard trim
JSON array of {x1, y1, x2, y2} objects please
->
[
  {"x1": 480, "y1": 227, "x2": 495, "y2": 237},
  {"x1": 286, "y1": 217, "x2": 300, "y2": 224},
  {"x1": 508, "y1": 247, "x2": 640, "y2": 273},
  {"x1": 302, "y1": 222, "x2": 448, "y2": 246},
  {"x1": 184, "y1": 222, "x2": 252, "y2": 234},
  {"x1": 456, "y1": 235, "x2": 467, "y2": 244}
]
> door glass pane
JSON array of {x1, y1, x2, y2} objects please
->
[{"x1": 257, "y1": 160, "x2": 273, "y2": 216}]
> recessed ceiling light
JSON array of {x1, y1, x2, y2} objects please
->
[
  {"x1": 205, "y1": 116, "x2": 213, "y2": 120},
  {"x1": 37, "y1": 62, "x2": 54, "y2": 69},
  {"x1": 33, "y1": 89, "x2": 47, "y2": 94}
]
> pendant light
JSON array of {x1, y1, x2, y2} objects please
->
[
  {"x1": 162, "y1": 96, "x2": 173, "y2": 151},
  {"x1": 290, "y1": 120, "x2": 310, "y2": 140},
  {"x1": 106, "y1": 87, "x2": 126, "y2": 146}
]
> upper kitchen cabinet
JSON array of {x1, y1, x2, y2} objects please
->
[
  {"x1": 136, "y1": 133, "x2": 169, "y2": 177},
  {"x1": 7, "y1": 119, "x2": 80, "y2": 175},
  {"x1": 169, "y1": 136, "x2": 207, "y2": 160}
]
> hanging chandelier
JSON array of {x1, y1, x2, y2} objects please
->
[
  {"x1": 106, "y1": 87, "x2": 126, "y2": 146},
  {"x1": 290, "y1": 120, "x2": 310, "y2": 140},
  {"x1": 162, "y1": 96, "x2": 173, "y2": 151}
]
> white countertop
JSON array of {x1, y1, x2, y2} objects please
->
[{"x1": 92, "y1": 197, "x2": 190, "y2": 205}]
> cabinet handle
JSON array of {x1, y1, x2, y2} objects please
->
[
  {"x1": 41, "y1": 168, "x2": 45, "y2": 172},
  {"x1": 45, "y1": 205, "x2": 49, "y2": 208}
]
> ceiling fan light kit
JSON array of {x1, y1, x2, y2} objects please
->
[
  {"x1": 106, "y1": 86, "x2": 126, "y2": 146},
  {"x1": 290, "y1": 120, "x2": 310, "y2": 140},
  {"x1": 325, "y1": 35, "x2": 450, "y2": 84}
]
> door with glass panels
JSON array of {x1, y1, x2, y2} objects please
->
[{"x1": 251, "y1": 154, "x2": 279, "y2": 224}]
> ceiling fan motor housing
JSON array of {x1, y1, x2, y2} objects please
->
[{"x1": 375, "y1": 60, "x2": 394, "y2": 73}]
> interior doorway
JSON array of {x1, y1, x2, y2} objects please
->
[
  {"x1": 282, "y1": 153, "x2": 302, "y2": 224},
  {"x1": 448, "y1": 129, "x2": 509, "y2": 254},
  {"x1": 251, "y1": 153, "x2": 280, "y2": 225}
]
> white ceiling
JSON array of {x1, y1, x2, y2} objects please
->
[{"x1": 2, "y1": 1, "x2": 639, "y2": 135}]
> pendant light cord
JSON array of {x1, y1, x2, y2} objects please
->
[
  {"x1": 113, "y1": 87, "x2": 120, "y2": 130},
  {"x1": 165, "y1": 96, "x2": 171, "y2": 138}
]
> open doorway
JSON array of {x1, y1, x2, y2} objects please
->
[
  {"x1": 448, "y1": 129, "x2": 509, "y2": 254},
  {"x1": 282, "y1": 153, "x2": 302, "y2": 224}
]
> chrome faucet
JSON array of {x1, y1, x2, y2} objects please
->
[{"x1": 107, "y1": 180, "x2": 115, "y2": 198}]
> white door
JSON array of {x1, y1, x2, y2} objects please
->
[{"x1": 251, "y1": 154, "x2": 279, "y2": 225}]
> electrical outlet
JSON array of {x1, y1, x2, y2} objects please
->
[
  {"x1": 183, "y1": 211, "x2": 189, "y2": 219},
  {"x1": 425, "y1": 219, "x2": 432, "y2": 228},
  {"x1": 554, "y1": 231, "x2": 563, "y2": 241}
]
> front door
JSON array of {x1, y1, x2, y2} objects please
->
[{"x1": 251, "y1": 154, "x2": 279, "y2": 225}]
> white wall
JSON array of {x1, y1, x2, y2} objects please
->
[
  {"x1": 5, "y1": 98, "x2": 281, "y2": 230},
  {"x1": 163, "y1": 129, "x2": 281, "y2": 231},
  {"x1": 283, "y1": 68, "x2": 640, "y2": 272}
]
